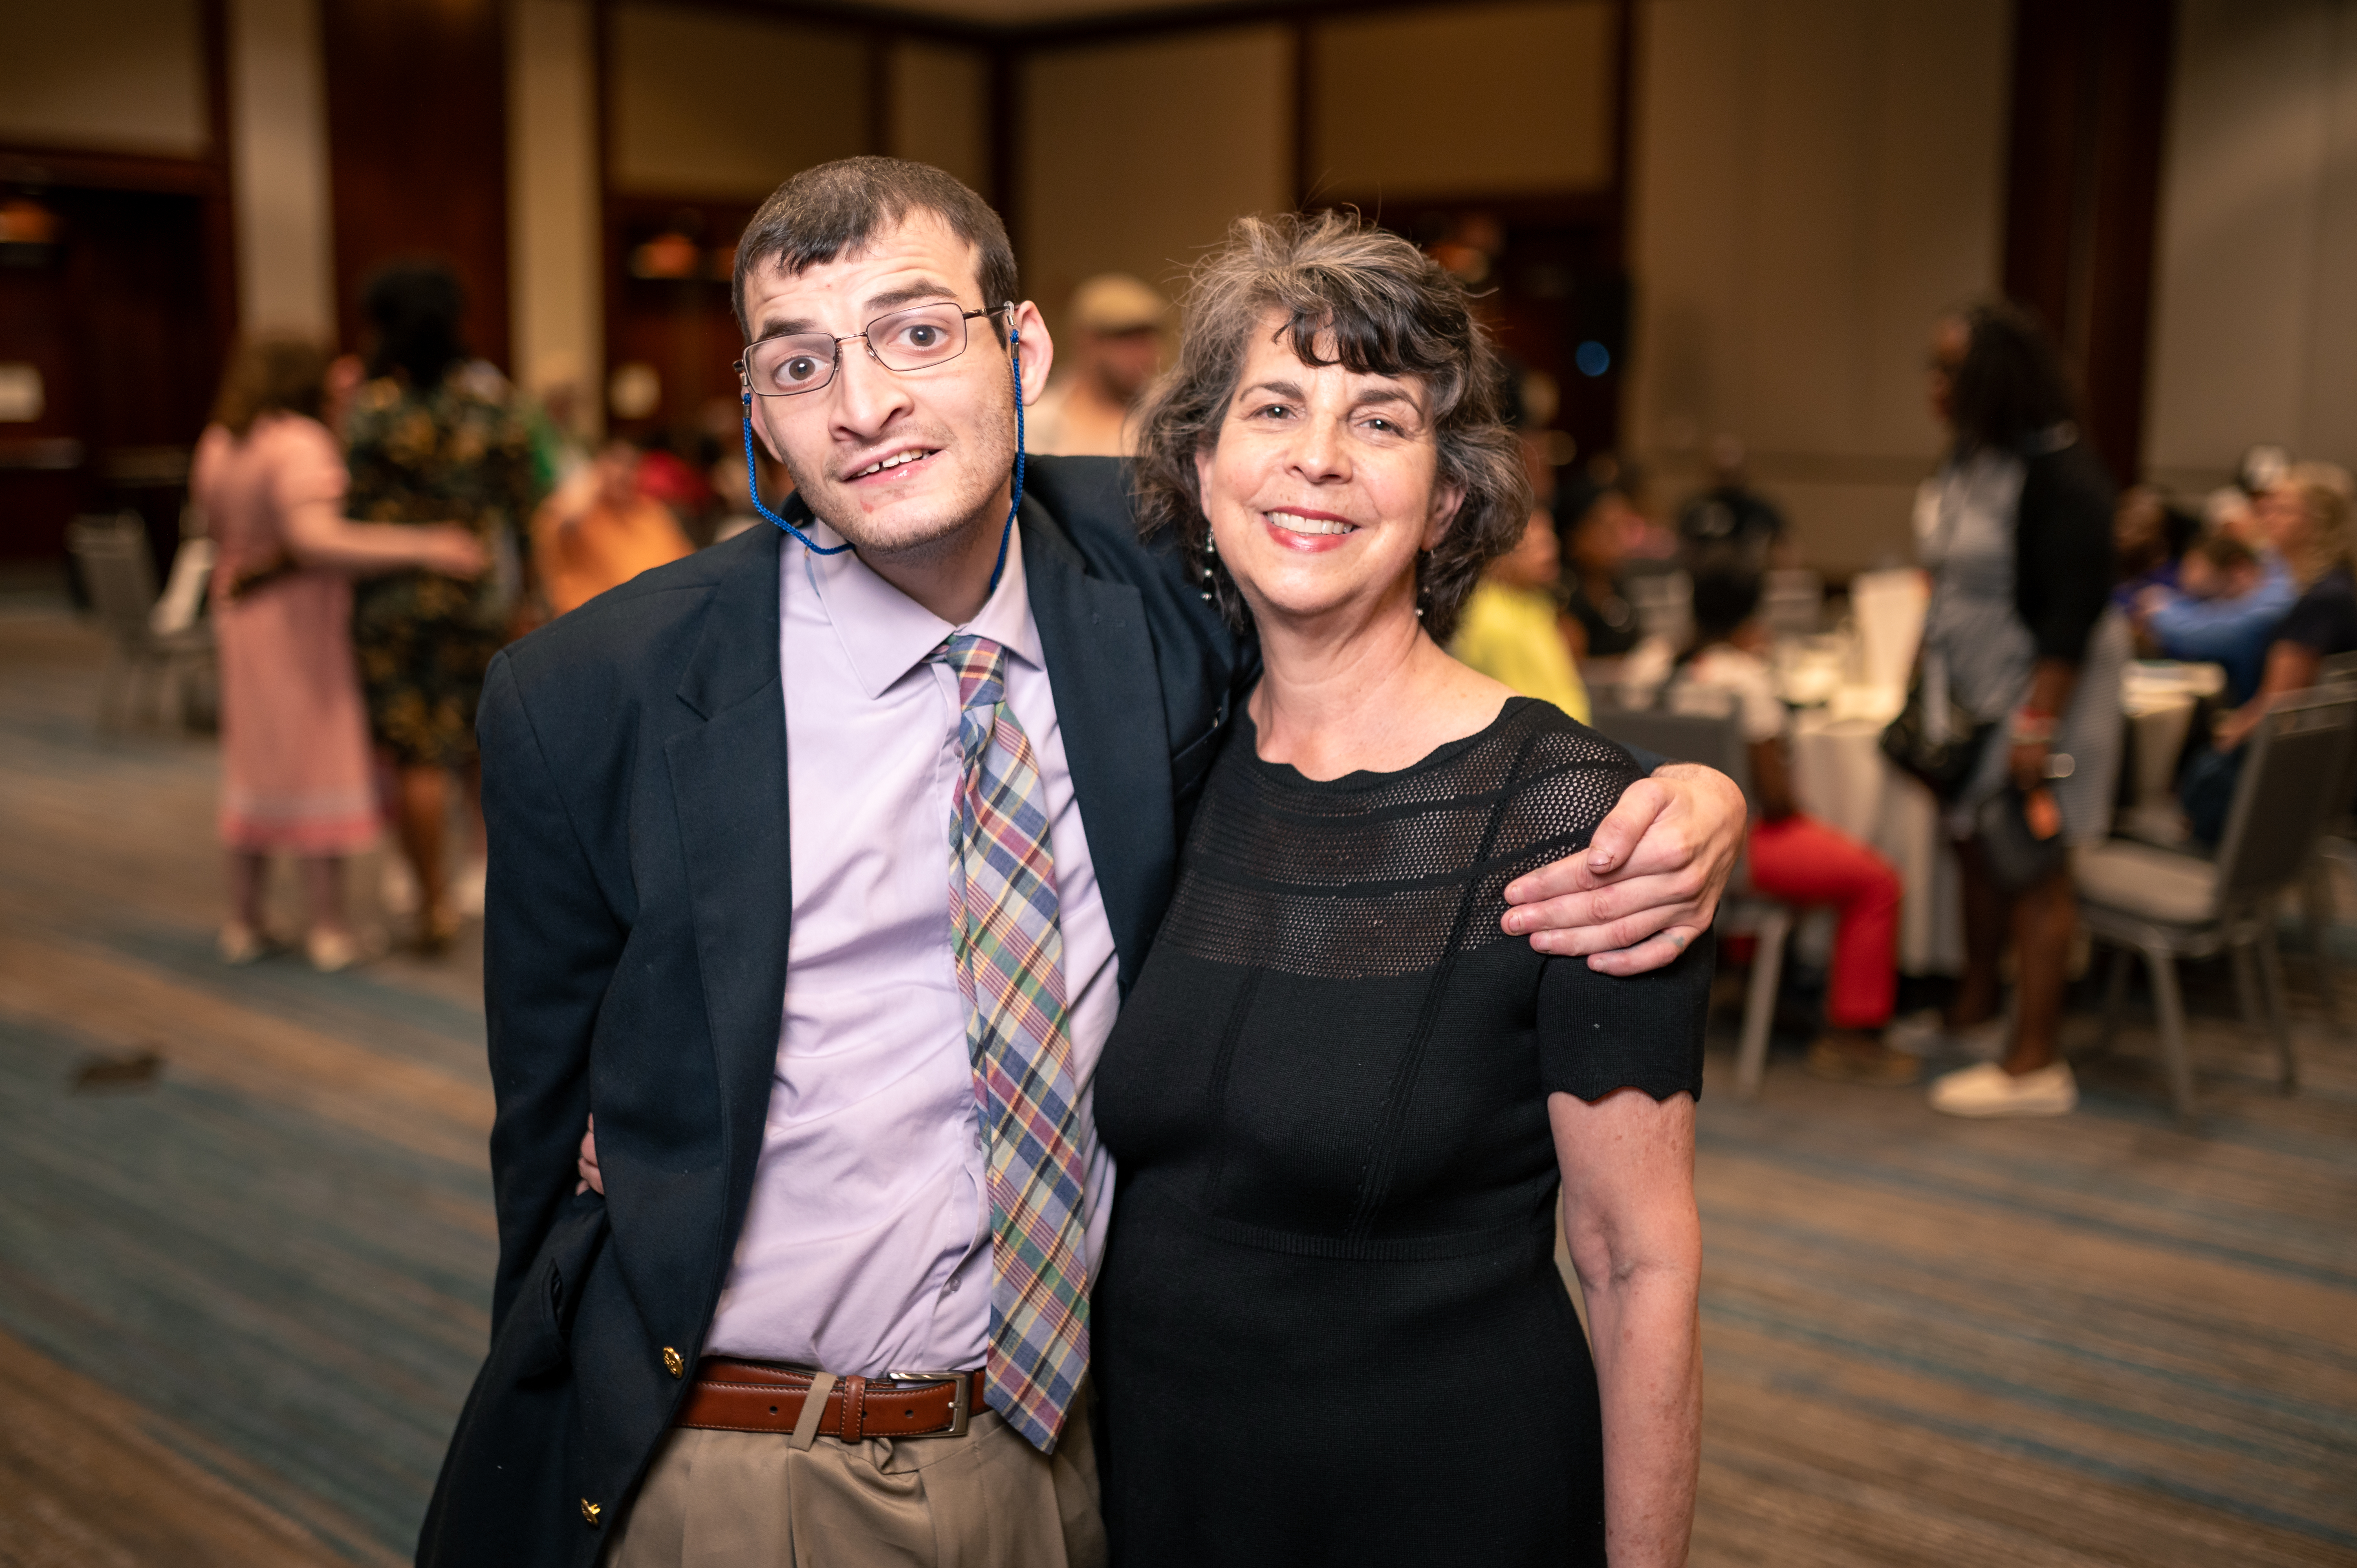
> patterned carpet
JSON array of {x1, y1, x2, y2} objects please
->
[{"x1": 0, "y1": 606, "x2": 2351, "y2": 1566}]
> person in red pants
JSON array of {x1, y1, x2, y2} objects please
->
[{"x1": 1668, "y1": 564, "x2": 1912, "y2": 1083}]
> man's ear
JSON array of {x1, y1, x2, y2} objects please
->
[
  {"x1": 747, "y1": 402, "x2": 787, "y2": 467},
  {"x1": 1008, "y1": 301, "x2": 1055, "y2": 405}
]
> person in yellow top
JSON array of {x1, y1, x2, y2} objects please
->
[
  {"x1": 1450, "y1": 507, "x2": 1591, "y2": 721},
  {"x1": 531, "y1": 439, "x2": 695, "y2": 619}
]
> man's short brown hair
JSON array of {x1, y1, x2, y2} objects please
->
[{"x1": 731, "y1": 157, "x2": 1018, "y2": 341}]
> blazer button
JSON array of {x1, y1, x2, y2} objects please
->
[
  {"x1": 662, "y1": 1346, "x2": 684, "y2": 1378},
  {"x1": 581, "y1": 1498, "x2": 602, "y2": 1527}
]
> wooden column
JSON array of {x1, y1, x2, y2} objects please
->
[
  {"x1": 2001, "y1": 0, "x2": 2176, "y2": 484},
  {"x1": 321, "y1": 0, "x2": 514, "y2": 368}
]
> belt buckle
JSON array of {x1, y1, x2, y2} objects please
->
[{"x1": 883, "y1": 1369, "x2": 971, "y2": 1437}]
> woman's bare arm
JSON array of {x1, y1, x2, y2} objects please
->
[
  {"x1": 2216, "y1": 641, "x2": 2322, "y2": 753},
  {"x1": 280, "y1": 495, "x2": 489, "y2": 578},
  {"x1": 1554, "y1": 1087, "x2": 1701, "y2": 1567}
]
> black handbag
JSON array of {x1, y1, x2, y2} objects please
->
[
  {"x1": 1974, "y1": 784, "x2": 2070, "y2": 892},
  {"x1": 1879, "y1": 678, "x2": 1997, "y2": 800}
]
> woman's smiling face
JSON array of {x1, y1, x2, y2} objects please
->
[{"x1": 1192, "y1": 314, "x2": 1461, "y2": 632}]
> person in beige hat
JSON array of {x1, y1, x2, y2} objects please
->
[{"x1": 1023, "y1": 273, "x2": 1170, "y2": 456}]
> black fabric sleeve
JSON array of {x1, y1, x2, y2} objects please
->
[
  {"x1": 477, "y1": 652, "x2": 629, "y2": 1334},
  {"x1": 2013, "y1": 443, "x2": 2117, "y2": 664},
  {"x1": 1536, "y1": 936, "x2": 1714, "y2": 1102},
  {"x1": 2275, "y1": 574, "x2": 2357, "y2": 655}
]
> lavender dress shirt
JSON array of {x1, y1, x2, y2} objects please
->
[{"x1": 700, "y1": 518, "x2": 1120, "y2": 1376}]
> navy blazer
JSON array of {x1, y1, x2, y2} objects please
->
[{"x1": 416, "y1": 457, "x2": 1249, "y2": 1567}]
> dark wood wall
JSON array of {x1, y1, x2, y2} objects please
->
[
  {"x1": 2002, "y1": 0, "x2": 2176, "y2": 486},
  {"x1": 321, "y1": 0, "x2": 513, "y2": 370}
]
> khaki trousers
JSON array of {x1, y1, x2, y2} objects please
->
[{"x1": 605, "y1": 1397, "x2": 1105, "y2": 1568}]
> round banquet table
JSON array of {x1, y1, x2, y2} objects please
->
[{"x1": 1786, "y1": 708, "x2": 1962, "y2": 974}]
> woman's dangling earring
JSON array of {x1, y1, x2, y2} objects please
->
[
  {"x1": 1414, "y1": 550, "x2": 1430, "y2": 618},
  {"x1": 1201, "y1": 529, "x2": 1218, "y2": 600}
]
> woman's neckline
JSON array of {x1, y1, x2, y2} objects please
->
[{"x1": 1238, "y1": 695, "x2": 1538, "y2": 791}]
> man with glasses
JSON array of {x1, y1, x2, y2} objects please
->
[{"x1": 419, "y1": 157, "x2": 1745, "y2": 1568}]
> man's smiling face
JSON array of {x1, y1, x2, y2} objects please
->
[{"x1": 740, "y1": 211, "x2": 1045, "y2": 565}]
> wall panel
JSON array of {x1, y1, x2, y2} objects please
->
[
  {"x1": 0, "y1": 0, "x2": 208, "y2": 156},
  {"x1": 891, "y1": 38, "x2": 991, "y2": 197},
  {"x1": 227, "y1": 0, "x2": 333, "y2": 337},
  {"x1": 1310, "y1": 1, "x2": 1615, "y2": 200},
  {"x1": 1019, "y1": 26, "x2": 1290, "y2": 339},
  {"x1": 2145, "y1": 0, "x2": 2357, "y2": 490},
  {"x1": 606, "y1": 4, "x2": 868, "y2": 200},
  {"x1": 1626, "y1": 0, "x2": 2011, "y2": 573},
  {"x1": 510, "y1": 0, "x2": 601, "y2": 412}
]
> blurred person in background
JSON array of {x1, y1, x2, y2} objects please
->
[
  {"x1": 524, "y1": 372, "x2": 593, "y2": 496},
  {"x1": 345, "y1": 260, "x2": 541, "y2": 951},
  {"x1": 1450, "y1": 507, "x2": 1591, "y2": 720},
  {"x1": 2109, "y1": 484, "x2": 2198, "y2": 610},
  {"x1": 2133, "y1": 531, "x2": 2292, "y2": 705},
  {"x1": 1669, "y1": 565, "x2": 1910, "y2": 1083},
  {"x1": 1912, "y1": 301, "x2": 2125, "y2": 1119},
  {"x1": 2181, "y1": 464, "x2": 2357, "y2": 843},
  {"x1": 1676, "y1": 434, "x2": 1789, "y2": 572},
  {"x1": 194, "y1": 335, "x2": 486, "y2": 971},
  {"x1": 1021, "y1": 272, "x2": 1168, "y2": 456},
  {"x1": 1556, "y1": 473, "x2": 1643, "y2": 661},
  {"x1": 531, "y1": 438, "x2": 694, "y2": 618},
  {"x1": 632, "y1": 432, "x2": 719, "y2": 536}
]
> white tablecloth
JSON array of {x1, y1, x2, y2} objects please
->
[
  {"x1": 1780, "y1": 666, "x2": 2224, "y2": 971},
  {"x1": 1787, "y1": 709, "x2": 1963, "y2": 974}
]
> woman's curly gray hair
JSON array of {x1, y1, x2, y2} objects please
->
[{"x1": 1129, "y1": 210, "x2": 1531, "y2": 643}]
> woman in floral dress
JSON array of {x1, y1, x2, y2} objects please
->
[{"x1": 344, "y1": 262, "x2": 541, "y2": 949}]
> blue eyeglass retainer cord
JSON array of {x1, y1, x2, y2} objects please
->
[{"x1": 740, "y1": 306, "x2": 1027, "y2": 599}]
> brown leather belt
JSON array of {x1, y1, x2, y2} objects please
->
[{"x1": 676, "y1": 1357, "x2": 985, "y2": 1441}]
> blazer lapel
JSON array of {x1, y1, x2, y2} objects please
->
[
  {"x1": 664, "y1": 526, "x2": 792, "y2": 1205},
  {"x1": 1022, "y1": 498, "x2": 1174, "y2": 992}
]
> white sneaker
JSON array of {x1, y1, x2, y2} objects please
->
[
  {"x1": 218, "y1": 921, "x2": 266, "y2": 965},
  {"x1": 381, "y1": 854, "x2": 421, "y2": 917},
  {"x1": 1928, "y1": 1061, "x2": 2078, "y2": 1118}
]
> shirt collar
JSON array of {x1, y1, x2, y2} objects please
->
[{"x1": 792, "y1": 505, "x2": 1041, "y2": 699}]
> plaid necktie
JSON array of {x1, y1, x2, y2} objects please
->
[{"x1": 934, "y1": 632, "x2": 1090, "y2": 1453}]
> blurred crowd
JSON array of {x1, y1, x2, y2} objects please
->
[
  {"x1": 189, "y1": 240, "x2": 2355, "y2": 1135},
  {"x1": 1448, "y1": 298, "x2": 2357, "y2": 1121},
  {"x1": 188, "y1": 262, "x2": 1176, "y2": 970}
]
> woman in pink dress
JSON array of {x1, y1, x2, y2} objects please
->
[{"x1": 193, "y1": 337, "x2": 487, "y2": 970}]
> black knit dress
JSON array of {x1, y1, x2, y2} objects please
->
[{"x1": 1093, "y1": 698, "x2": 1711, "y2": 1567}]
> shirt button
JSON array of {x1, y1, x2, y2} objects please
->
[{"x1": 943, "y1": 1276, "x2": 961, "y2": 1295}]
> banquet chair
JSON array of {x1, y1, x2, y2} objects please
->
[
  {"x1": 2076, "y1": 685, "x2": 2357, "y2": 1125},
  {"x1": 1588, "y1": 702, "x2": 1791, "y2": 1098},
  {"x1": 2298, "y1": 661, "x2": 2357, "y2": 1028},
  {"x1": 66, "y1": 513, "x2": 214, "y2": 732}
]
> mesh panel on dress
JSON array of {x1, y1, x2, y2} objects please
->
[{"x1": 1159, "y1": 703, "x2": 1641, "y2": 980}]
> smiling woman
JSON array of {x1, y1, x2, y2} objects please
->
[
  {"x1": 1132, "y1": 211, "x2": 1526, "y2": 647},
  {"x1": 1095, "y1": 213, "x2": 1710, "y2": 1568}
]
